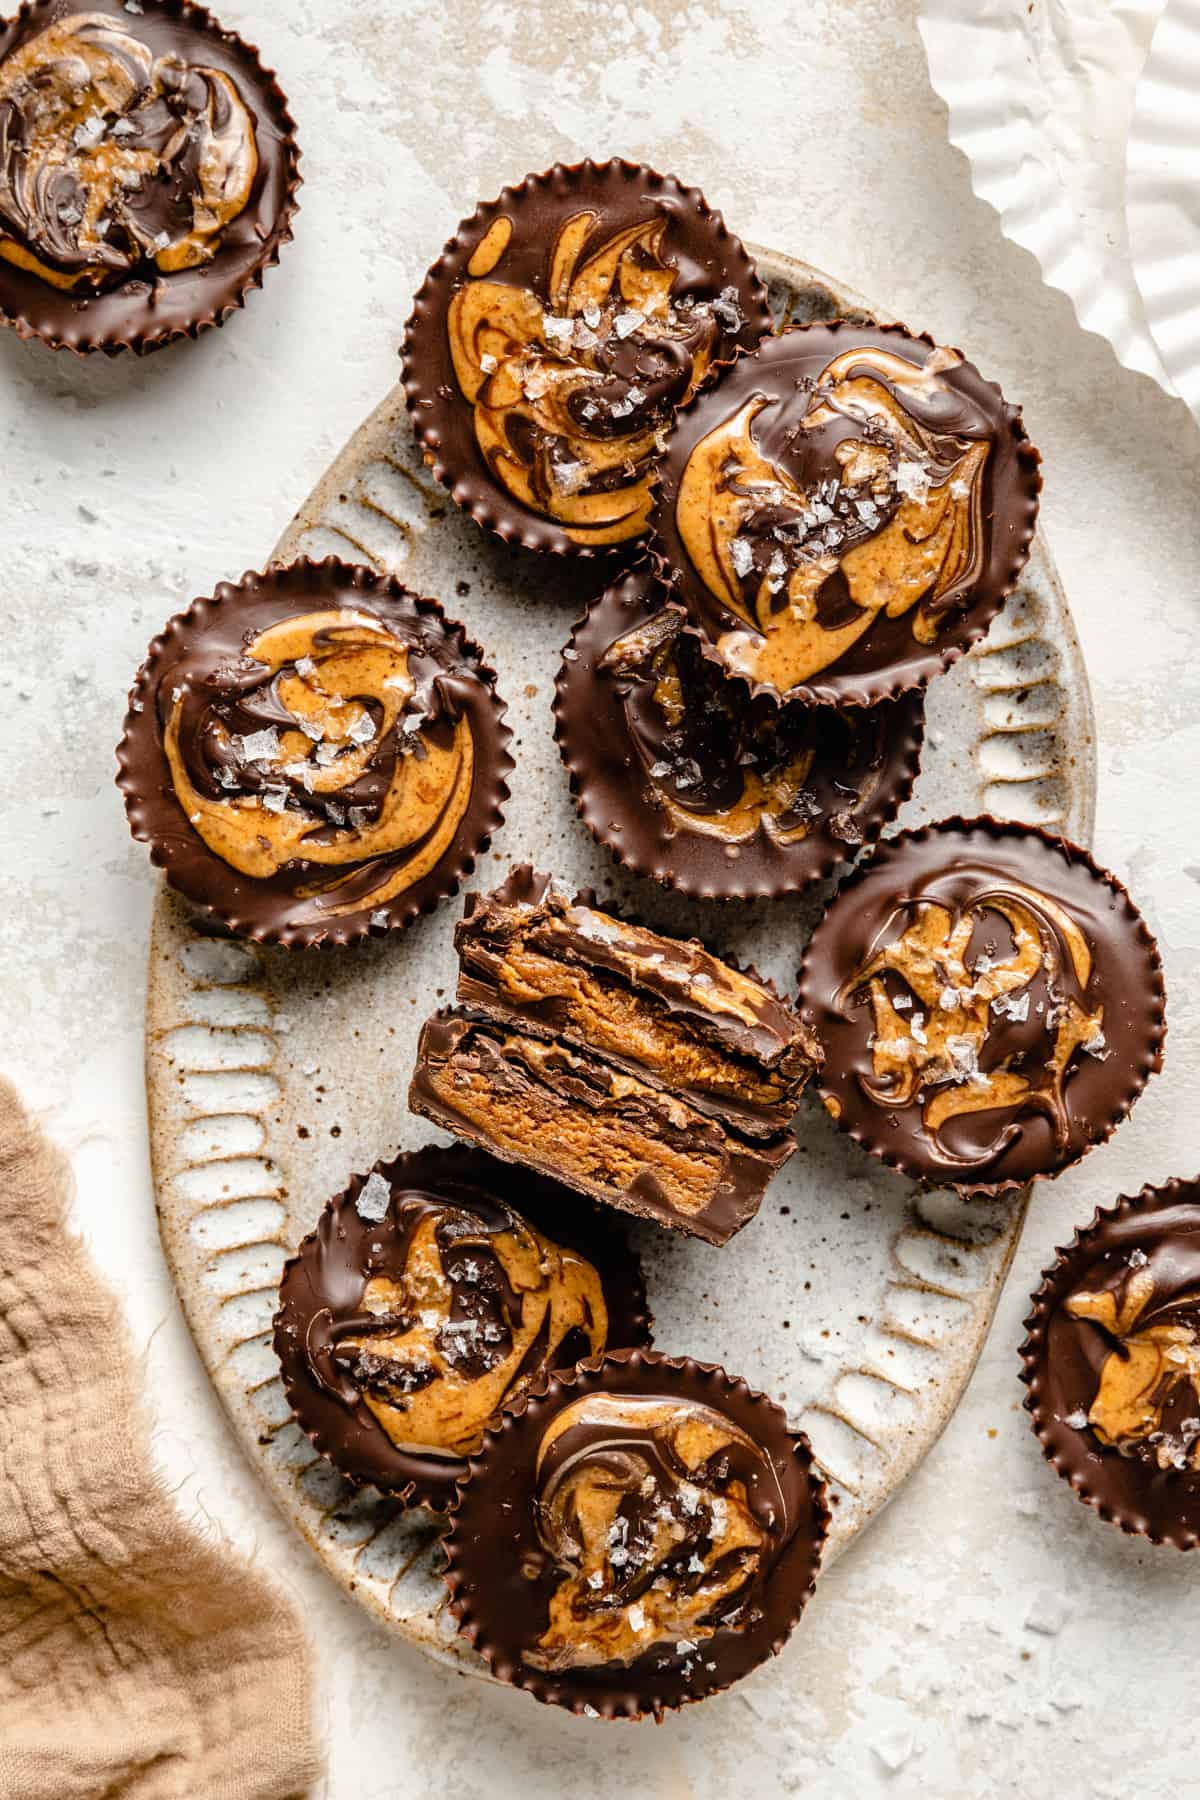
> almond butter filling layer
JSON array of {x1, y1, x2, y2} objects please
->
[
  {"x1": 1066, "y1": 1266, "x2": 1200, "y2": 1471},
  {"x1": 484, "y1": 944, "x2": 792, "y2": 1112},
  {"x1": 447, "y1": 210, "x2": 723, "y2": 545},
  {"x1": 335, "y1": 1210, "x2": 606, "y2": 1459},
  {"x1": 429, "y1": 1034, "x2": 724, "y2": 1218},
  {"x1": 0, "y1": 13, "x2": 257, "y2": 291},
  {"x1": 846, "y1": 881, "x2": 1104, "y2": 1167},
  {"x1": 527, "y1": 1395, "x2": 770, "y2": 1671},
  {"x1": 163, "y1": 610, "x2": 475, "y2": 918},
  {"x1": 675, "y1": 345, "x2": 990, "y2": 690}
]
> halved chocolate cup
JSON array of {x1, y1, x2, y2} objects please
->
[
  {"x1": 554, "y1": 562, "x2": 925, "y2": 899},
  {"x1": 401, "y1": 157, "x2": 770, "y2": 557},
  {"x1": 273, "y1": 1144, "x2": 651, "y2": 1511},
  {"x1": 649, "y1": 321, "x2": 1041, "y2": 707},
  {"x1": 797, "y1": 817, "x2": 1166, "y2": 1193},
  {"x1": 116, "y1": 558, "x2": 512, "y2": 947},
  {"x1": 1021, "y1": 1177, "x2": 1200, "y2": 1548},
  {"x1": 444, "y1": 1348, "x2": 829, "y2": 1717},
  {"x1": 0, "y1": 0, "x2": 300, "y2": 356}
]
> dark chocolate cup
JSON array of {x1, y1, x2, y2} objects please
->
[
  {"x1": 273, "y1": 1144, "x2": 652, "y2": 1511},
  {"x1": 400, "y1": 157, "x2": 770, "y2": 559},
  {"x1": 649, "y1": 321, "x2": 1042, "y2": 708},
  {"x1": 0, "y1": 0, "x2": 300, "y2": 356},
  {"x1": 797, "y1": 817, "x2": 1166, "y2": 1194},
  {"x1": 553, "y1": 562, "x2": 925, "y2": 900},
  {"x1": 443, "y1": 1348, "x2": 829, "y2": 1717},
  {"x1": 115, "y1": 558, "x2": 513, "y2": 948},
  {"x1": 1020, "y1": 1177, "x2": 1200, "y2": 1549}
]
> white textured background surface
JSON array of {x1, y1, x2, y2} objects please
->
[{"x1": 1, "y1": 1, "x2": 1198, "y2": 1794}]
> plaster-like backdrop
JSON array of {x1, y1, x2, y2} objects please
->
[{"x1": 0, "y1": 1, "x2": 1197, "y2": 1794}]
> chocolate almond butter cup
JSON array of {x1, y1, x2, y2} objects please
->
[
  {"x1": 116, "y1": 559, "x2": 512, "y2": 948},
  {"x1": 401, "y1": 157, "x2": 770, "y2": 557},
  {"x1": 650, "y1": 321, "x2": 1042, "y2": 706},
  {"x1": 273, "y1": 1145, "x2": 651, "y2": 1511},
  {"x1": 797, "y1": 817, "x2": 1166, "y2": 1193},
  {"x1": 554, "y1": 563, "x2": 926, "y2": 899},
  {"x1": 0, "y1": 0, "x2": 300, "y2": 355},
  {"x1": 444, "y1": 1348, "x2": 829, "y2": 1717},
  {"x1": 1021, "y1": 1178, "x2": 1200, "y2": 1548}
]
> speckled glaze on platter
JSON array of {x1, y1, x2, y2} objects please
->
[{"x1": 143, "y1": 246, "x2": 1097, "y2": 1682}]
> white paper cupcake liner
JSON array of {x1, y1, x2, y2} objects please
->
[
  {"x1": 918, "y1": 0, "x2": 1175, "y2": 393},
  {"x1": 1127, "y1": 0, "x2": 1200, "y2": 420}
]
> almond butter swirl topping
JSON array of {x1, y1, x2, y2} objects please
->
[
  {"x1": 844, "y1": 879, "x2": 1105, "y2": 1169},
  {"x1": 1066, "y1": 1263, "x2": 1200, "y2": 1471},
  {"x1": 309, "y1": 1193, "x2": 608, "y2": 1460},
  {"x1": 526, "y1": 1393, "x2": 786, "y2": 1671},
  {"x1": 675, "y1": 343, "x2": 991, "y2": 690},
  {"x1": 447, "y1": 209, "x2": 740, "y2": 546},
  {"x1": 0, "y1": 12, "x2": 257, "y2": 291},
  {"x1": 162, "y1": 607, "x2": 476, "y2": 922},
  {"x1": 598, "y1": 608, "x2": 821, "y2": 847}
]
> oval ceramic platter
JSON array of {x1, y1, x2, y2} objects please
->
[{"x1": 145, "y1": 248, "x2": 1096, "y2": 1676}]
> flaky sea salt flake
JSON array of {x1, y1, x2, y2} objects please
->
[
  {"x1": 730, "y1": 537, "x2": 755, "y2": 578},
  {"x1": 355, "y1": 1171, "x2": 391, "y2": 1222},
  {"x1": 236, "y1": 727, "x2": 280, "y2": 764},
  {"x1": 72, "y1": 111, "x2": 106, "y2": 150}
]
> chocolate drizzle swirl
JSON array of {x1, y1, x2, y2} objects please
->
[
  {"x1": 799, "y1": 819, "x2": 1165, "y2": 1190},
  {"x1": 0, "y1": 10, "x2": 256, "y2": 290},
  {"x1": 273, "y1": 1145, "x2": 651, "y2": 1509},
  {"x1": 402, "y1": 159, "x2": 771, "y2": 556},
  {"x1": 554, "y1": 564, "x2": 925, "y2": 898},
  {"x1": 116, "y1": 560, "x2": 512, "y2": 945},
  {"x1": 652, "y1": 321, "x2": 1041, "y2": 705},
  {"x1": 444, "y1": 1351, "x2": 828, "y2": 1716},
  {"x1": 0, "y1": 0, "x2": 299, "y2": 355},
  {"x1": 1022, "y1": 1179, "x2": 1200, "y2": 1548}
]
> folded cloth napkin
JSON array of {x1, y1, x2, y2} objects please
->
[{"x1": 0, "y1": 1079, "x2": 320, "y2": 1799}]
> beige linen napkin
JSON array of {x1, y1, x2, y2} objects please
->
[{"x1": 0, "y1": 1078, "x2": 321, "y2": 1799}]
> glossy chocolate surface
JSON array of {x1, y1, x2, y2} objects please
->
[
  {"x1": 444, "y1": 1350, "x2": 827, "y2": 1716},
  {"x1": 402, "y1": 158, "x2": 770, "y2": 555},
  {"x1": 409, "y1": 1009, "x2": 794, "y2": 1247},
  {"x1": 455, "y1": 865, "x2": 818, "y2": 1138},
  {"x1": 0, "y1": 0, "x2": 298, "y2": 352},
  {"x1": 555, "y1": 565, "x2": 925, "y2": 896},
  {"x1": 116, "y1": 559, "x2": 512, "y2": 945},
  {"x1": 274, "y1": 1145, "x2": 650, "y2": 1509},
  {"x1": 1022, "y1": 1180, "x2": 1200, "y2": 1547},
  {"x1": 798, "y1": 819, "x2": 1165, "y2": 1189},
  {"x1": 651, "y1": 322, "x2": 1041, "y2": 704}
]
